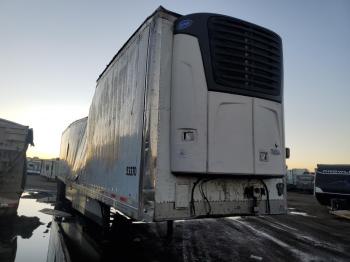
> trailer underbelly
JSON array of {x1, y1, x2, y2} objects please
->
[{"x1": 62, "y1": 176, "x2": 286, "y2": 222}]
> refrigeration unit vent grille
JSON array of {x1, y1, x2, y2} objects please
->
[{"x1": 208, "y1": 16, "x2": 282, "y2": 101}]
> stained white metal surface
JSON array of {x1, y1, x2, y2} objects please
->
[
  {"x1": 59, "y1": 11, "x2": 179, "y2": 220},
  {"x1": 60, "y1": 117, "x2": 87, "y2": 180},
  {"x1": 253, "y1": 98, "x2": 285, "y2": 175},
  {"x1": 60, "y1": 21, "x2": 150, "y2": 214},
  {"x1": 208, "y1": 92, "x2": 254, "y2": 174},
  {"x1": 84, "y1": 24, "x2": 149, "y2": 208},
  {"x1": 171, "y1": 34, "x2": 207, "y2": 173},
  {"x1": 59, "y1": 8, "x2": 287, "y2": 222}
]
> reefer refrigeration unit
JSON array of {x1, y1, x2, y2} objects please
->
[{"x1": 58, "y1": 7, "x2": 287, "y2": 225}]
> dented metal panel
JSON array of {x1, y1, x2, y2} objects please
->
[
  {"x1": 170, "y1": 34, "x2": 207, "y2": 173},
  {"x1": 84, "y1": 23, "x2": 150, "y2": 209},
  {"x1": 59, "y1": 11, "x2": 179, "y2": 220},
  {"x1": 60, "y1": 20, "x2": 150, "y2": 213}
]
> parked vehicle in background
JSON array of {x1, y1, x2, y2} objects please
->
[
  {"x1": 27, "y1": 157, "x2": 42, "y2": 175},
  {"x1": 40, "y1": 159, "x2": 59, "y2": 180},
  {"x1": 315, "y1": 164, "x2": 350, "y2": 210},
  {"x1": 26, "y1": 157, "x2": 59, "y2": 180},
  {"x1": 296, "y1": 171, "x2": 315, "y2": 192},
  {"x1": 58, "y1": 7, "x2": 287, "y2": 229},
  {"x1": 287, "y1": 169, "x2": 307, "y2": 190},
  {"x1": 286, "y1": 169, "x2": 314, "y2": 193},
  {"x1": 0, "y1": 118, "x2": 33, "y2": 216}
]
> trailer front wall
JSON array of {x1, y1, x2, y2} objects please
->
[{"x1": 152, "y1": 13, "x2": 287, "y2": 220}]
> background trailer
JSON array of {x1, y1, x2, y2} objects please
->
[{"x1": 0, "y1": 118, "x2": 33, "y2": 216}]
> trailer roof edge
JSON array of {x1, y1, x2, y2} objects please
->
[{"x1": 96, "y1": 6, "x2": 181, "y2": 83}]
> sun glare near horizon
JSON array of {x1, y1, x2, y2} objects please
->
[{"x1": 2, "y1": 104, "x2": 88, "y2": 159}]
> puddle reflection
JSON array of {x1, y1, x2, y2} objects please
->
[
  {"x1": 0, "y1": 227, "x2": 17, "y2": 262},
  {"x1": 1, "y1": 188, "x2": 171, "y2": 262},
  {"x1": 15, "y1": 196, "x2": 54, "y2": 262},
  {"x1": 47, "y1": 219, "x2": 101, "y2": 262},
  {"x1": 0, "y1": 191, "x2": 55, "y2": 262}
]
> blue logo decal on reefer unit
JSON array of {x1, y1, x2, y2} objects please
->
[{"x1": 177, "y1": 19, "x2": 193, "y2": 30}]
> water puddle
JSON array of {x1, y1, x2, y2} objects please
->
[
  {"x1": 289, "y1": 211, "x2": 315, "y2": 217},
  {"x1": 15, "y1": 194, "x2": 54, "y2": 262},
  {"x1": 47, "y1": 219, "x2": 101, "y2": 262},
  {"x1": 39, "y1": 208, "x2": 71, "y2": 218},
  {"x1": 0, "y1": 190, "x2": 56, "y2": 262}
]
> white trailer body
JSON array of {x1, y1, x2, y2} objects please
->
[
  {"x1": 59, "y1": 7, "x2": 287, "y2": 223},
  {"x1": 286, "y1": 168, "x2": 314, "y2": 191},
  {"x1": 287, "y1": 168, "x2": 308, "y2": 188},
  {"x1": 40, "y1": 159, "x2": 59, "y2": 179},
  {"x1": 27, "y1": 157, "x2": 42, "y2": 175}
]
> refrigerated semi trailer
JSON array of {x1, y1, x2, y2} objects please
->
[{"x1": 58, "y1": 7, "x2": 287, "y2": 226}]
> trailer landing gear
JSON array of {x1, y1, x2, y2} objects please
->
[
  {"x1": 56, "y1": 179, "x2": 71, "y2": 211},
  {"x1": 166, "y1": 220, "x2": 173, "y2": 238}
]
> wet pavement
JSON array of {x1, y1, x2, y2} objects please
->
[
  {"x1": 0, "y1": 175, "x2": 56, "y2": 262},
  {"x1": 15, "y1": 194, "x2": 54, "y2": 262},
  {"x1": 48, "y1": 192, "x2": 350, "y2": 262},
  {"x1": 1, "y1": 175, "x2": 350, "y2": 262}
]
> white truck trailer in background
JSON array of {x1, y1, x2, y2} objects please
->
[
  {"x1": 40, "y1": 158, "x2": 59, "y2": 180},
  {"x1": 286, "y1": 168, "x2": 314, "y2": 192},
  {"x1": 58, "y1": 7, "x2": 287, "y2": 227},
  {"x1": 0, "y1": 118, "x2": 33, "y2": 216},
  {"x1": 27, "y1": 157, "x2": 42, "y2": 175}
]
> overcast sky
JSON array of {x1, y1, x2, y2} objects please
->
[{"x1": 1, "y1": 0, "x2": 349, "y2": 170}]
